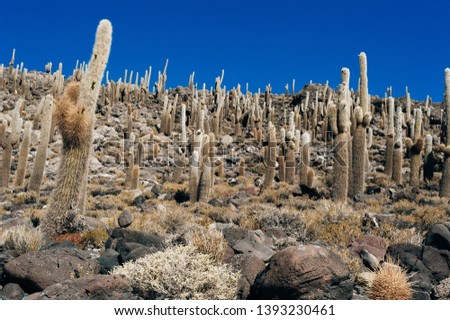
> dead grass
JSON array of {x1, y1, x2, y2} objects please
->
[
  {"x1": 1, "y1": 225, "x2": 45, "y2": 254},
  {"x1": 162, "y1": 181, "x2": 188, "y2": 194},
  {"x1": 188, "y1": 227, "x2": 227, "y2": 262},
  {"x1": 302, "y1": 200, "x2": 364, "y2": 246},
  {"x1": 210, "y1": 183, "x2": 239, "y2": 201},
  {"x1": 252, "y1": 182, "x2": 292, "y2": 206},
  {"x1": 329, "y1": 247, "x2": 362, "y2": 278},
  {"x1": 375, "y1": 223, "x2": 423, "y2": 246},
  {"x1": 79, "y1": 227, "x2": 110, "y2": 249}
]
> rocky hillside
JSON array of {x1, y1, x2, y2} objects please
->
[{"x1": 0, "y1": 46, "x2": 450, "y2": 300}]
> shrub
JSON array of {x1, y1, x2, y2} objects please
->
[
  {"x1": 1, "y1": 225, "x2": 45, "y2": 254},
  {"x1": 112, "y1": 245, "x2": 240, "y2": 299},
  {"x1": 368, "y1": 262, "x2": 413, "y2": 300}
]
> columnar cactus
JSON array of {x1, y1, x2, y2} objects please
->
[
  {"x1": 181, "y1": 103, "x2": 187, "y2": 145},
  {"x1": 0, "y1": 120, "x2": 6, "y2": 148},
  {"x1": 278, "y1": 155, "x2": 286, "y2": 182},
  {"x1": 285, "y1": 141, "x2": 295, "y2": 184},
  {"x1": 130, "y1": 163, "x2": 140, "y2": 189},
  {"x1": 341, "y1": 68, "x2": 353, "y2": 195},
  {"x1": 42, "y1": 20, "x2": 112, "y2": 236},
  {"x1": 332, "y1": 85, "x2": 350, "y2": 202},
  {"x1": 385, "y1": 97, "x2": 395, "y2": 177},
  {"x1": 439, "y1": 68, "x2": 450, "y2": 197},
  {"x1": 406, "y1": 108, "x2": 423, "y2": 186},
  {"x1": 125, "y1": 137, "x2": 135, "y2": 189},
  {"x1": 238, "y1": 157, "x2": 245, "y2": 176},
  {"x1": 300, "y1": 132, "x2": 312, "y2": 185},
  {"x1": 32, "y1": 97, "x2": 45, "y2": 130},
  {"x1": 423, "y1": 134, "x2": 435, "y2": 183},
  {"x1": 405, "y1": 87, "x2": 412, "y2": 137},
  {"x1": 359, "y1": 53, "x2": 369, "y2": 115},
  {"x1": 198, "y1": 157, "x2": 212, "y2": 202},
  {"x1": 392, "y1": 106, "x2": 404, "y2": 184},
  {"x1": 351, "y1": 106, "x2": 371, "y2": 196},
  {"x1": 12, "y1": 121, "x2": 32, "y2": 188},
  {"x1": 0, "y1": 136, "x2": 12, "y2": 190},
  {"x1": 28, "y1": 95, "x2": 54, "y2": 193},
  {"x1": 208, "y1": 132, "x2": 216, "y2": 188},
  {"x1": 218, "y1": 159, "x2": 225, "y2": 179},
  {"x1": 137, "y1": 139, "x2": 144, "y2": 167},
  {"x1": 10, "y1": 99, "x2": 24, "y2": 146},
  {"x1": 189, "y1": 151, "x2": 200, "y2": 202},
  {"x1": 262, "y1": 122, "x2": 276, "y2": 190}
]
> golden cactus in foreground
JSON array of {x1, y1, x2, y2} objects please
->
[
  {"x1": 42, "y1": 19, "x2": 112, "y2": 237},
  {"x1": 369, "y1": 262, "x2": 413, "y2": 300}
]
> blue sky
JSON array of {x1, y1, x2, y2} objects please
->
[{"x1": 2, "y1": 0, "x2": 449, "y2": 101}]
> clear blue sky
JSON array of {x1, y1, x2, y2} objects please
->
[{"x1": 2, "y1": 0, "x2": 449, "y2": 101}]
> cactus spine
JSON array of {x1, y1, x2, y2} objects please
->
[
  {"x1": 42, "y1": 20, "x2": 112, "y2": 237},
  {"x1": 12, "y1": 121, "x2": 32, "y2": 188},
  {"x1": 440, "y1": 68, "x2": 450, "y2": 197}
]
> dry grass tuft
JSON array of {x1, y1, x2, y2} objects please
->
[
  {"x1": 329, "y1": 247, "x2": 362, "y2": 278},
  {"x1": 1, "y1": 225, "x2": 45, "y2": 254},
  {"x1": 79, "y1": 227, "x2": 110, "y2": 249},
  {"x1": 189, "y1": 227, "x2": 227, "y2": 262},
  {"x1": 302, "y1": 200, "x2": 364, "y2": 246}
]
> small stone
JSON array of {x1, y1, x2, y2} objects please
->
[
  {"x1": 118, "y1": 210, "x2": 133, "y2": 228},
  {"x1": 156, "y1": 204, "x2": 167, "y2": 213},
  {"x1": 0, "y1": 283, "x2": 24, "y2": 300},
  {"x1": 151, "y1": 184, "x2": 163, "y2": 196},
  {"x1": 208, "y1": 198, "x2": 223, "y2": 206}
]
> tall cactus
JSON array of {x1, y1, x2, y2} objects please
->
[
  {"x1": 300, "y1": 132, "x2": 313, "y2": 186},
  {"x1": 28, "y1": 95, "x2": 54, "y2": 192},
  {"x1": 285, "y1": 141, "x2": 295, "y2": 184},
  {"x1": 0, "y1": 136, "x2": 12, "y2": 190},
  {"x1": 189, "y1": 151, "x2": 200, "y2": 203},
  {"x1": 332, "y1": 85, "x2": 350, "y2": 202},
  {"x1": 351, "y1": 106, "x2": 371, "y2": 196},
  {"x1": 385, "y1": 97, "x2": 395, "y2": 177},
  {"x1": 392, "y1": 106, "x2": 404, "y2": 184},
  {"x1": 423, "y1": 134, "x2": 435, "y2": 183},
  {"x1": 406, "y1": 108, "x2": 423, "y2": 186},
  {"x1": 262, "y1": 122, "x2": 276, "y2": 190},
  {"x1": 440, "y1": 68, "x2": 450, "y2": 197},
  {"x1": 198, "y1": 157, "x2": 212, "y2": 202},
  {"x1": 42, "y1": 20, "x2": 112, "y2": 237},
  {"x1": 359, "y1": 53, "x2": 369, "y2": 115},
  {"x1": 12, "y1": 121, "x2": 32, "y2": 188}
]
